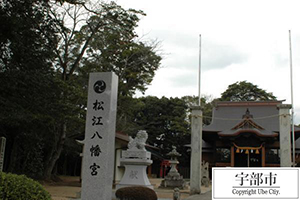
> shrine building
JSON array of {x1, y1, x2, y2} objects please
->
[{"x1": 202, "y1": 101, "x2": 300, "y2": 167}]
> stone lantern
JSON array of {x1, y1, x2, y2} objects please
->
[{"x1": 160, "y1": 146, "x2": 186, "y2": 189}]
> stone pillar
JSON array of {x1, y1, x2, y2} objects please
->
[
  {"x1": 277, "y1": 104, "x2": 292, "y2": 167},
  {"x1": 81, "y1": 72, "x2": 118, "y2": 200},
  {"x1": 190, "y1": 106, "x2": 202, "y2": 195}
]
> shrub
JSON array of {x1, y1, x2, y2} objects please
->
[
  {"x1": 0, "y1": 172, "x2": 51, "y2": 200},
  {"x1": 116, "y1": 186, "x2": 157, "y2": 200}
]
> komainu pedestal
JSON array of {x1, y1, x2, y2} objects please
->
[
  {"x1": 160, "y1": 146, "x2": 187, "y2": 189},
  {"x1": 116, "y1": 130, "x2": 153, "y2": 189}
]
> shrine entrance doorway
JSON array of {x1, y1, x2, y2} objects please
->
[
  {"x1": 231, "y1": 134, "x2": 265, "y2": 167},
  {"x1": 234, "y1": 149, "x2": 262, "y2": 167}
]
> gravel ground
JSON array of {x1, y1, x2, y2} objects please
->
[{"x1": 43, "y1": 176, "x2": 211, "y2": 200}]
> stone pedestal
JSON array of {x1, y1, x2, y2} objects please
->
[{"x1": 116, "y1": 158, "x2": 153, "y2": 189}]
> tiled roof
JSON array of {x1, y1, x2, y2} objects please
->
[{"x1": 204, "y1": 101, "x2": 282, "y2": 133}]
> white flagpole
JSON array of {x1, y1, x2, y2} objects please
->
[
  {"x1": 198, "y1": 34, "x2": 202, "y2": 106},
  {"x1": 289, "y1": 30, "x2": 296, "y2": 167}
]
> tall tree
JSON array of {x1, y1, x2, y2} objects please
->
[
  {"x1": 219, "y1": 81, "x2": 276, "y2": 101},
  {"x1": 0, "y1": 0, "x2": 161, "y2": 180},
  {"x1": 42, "y1": 1, "x2": 161, "y2": 179},
  {"x1": 0, "y1": 0, "x2": 60, "y2": 178}
]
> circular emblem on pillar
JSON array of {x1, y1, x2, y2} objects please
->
[{"x1": 94, "y1": 80, "x2": 106, "y2": 94}]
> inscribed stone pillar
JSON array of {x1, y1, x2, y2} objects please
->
[
  {"x1": 190, "y1": 106, "x2": 202, "y2": 195},
  {"x1": 277, "y1": 104, "x2": 292, "y2": 167},
  {"x1": 81, "y1": 72, "x2": 118, "y2": 200}
]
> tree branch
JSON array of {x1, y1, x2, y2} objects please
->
[{"x1": 68, "y1": 21, "x2": 104, "y2": 77}]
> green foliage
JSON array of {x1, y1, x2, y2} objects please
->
[
  {"x1": 126, "y1": 96, "x2": 190, "y2": 165},
  {"x1": 83, "y1": 41, "x2": 161, "y2": 96},
  {"x1": 10, "y1": 133, "x2": 45, "y2": 179},
  {"x1": 0, "y1": 0, "x2": 58, "y2": 124},
  {"x1": 115, "y1": 186, "x2": 157, "y2": 200},
  {"x1": 220, "y1": 81, "x2": 276, "y2": 101},
  {"x1": 1, "y1": 0, "x2": 161, "y2": 179},
  {"x1": 0, "y1": 0, "x2": 64, "y2": 177},
  {"x1": 44, "y1": 1, "x2": 161, "y2": 178},
  {"x1": 181, "y1": 95, "x2": 214, "y2": 125},
  {"x1": 117, "y1": 95, "x2": 145, "y2": 134},
  {"x1": 0, "y1": 0, "x2": 57, "y2": 71},
  {"x1": 76, "y1": 2, "x2": 161, "y2": 96},
  {"x1": 0, "y1": 172, "x2": 51, "y2": 200}
]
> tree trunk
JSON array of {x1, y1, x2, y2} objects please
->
[
  {"x1": 73, "y1": 157, "x2": 78, "y2": 176},
  {"x1": 7, "y1": 137, "x2": 19, "y2": 173},
  {"x1": 63, "y1": 155, "x2": 67, "y2": 175},
  {"x1": 44, "y1": 123, "x2": 66, "y2": 180}
]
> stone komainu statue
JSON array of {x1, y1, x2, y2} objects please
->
[
  {"x1": 173, "y1": 188, "x2": 181, "y2": 200},
  {"x1": 201, "y1": 161, "x2": 210, "y2": 187},
  {"x1": 128, "y1": 130, "x2": 148, "y2": 151}
]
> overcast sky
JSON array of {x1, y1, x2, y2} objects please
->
[{"x1": 117, "y1": 0, "x2": 300, "y2": 124}]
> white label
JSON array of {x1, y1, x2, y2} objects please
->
[{"x1": 213, "y1": 168, "x2": 299, "y2": 200}]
